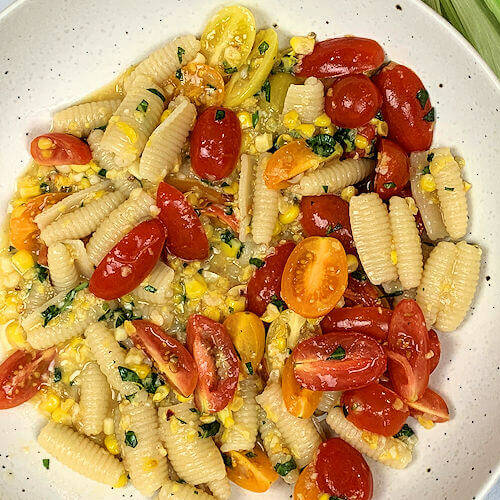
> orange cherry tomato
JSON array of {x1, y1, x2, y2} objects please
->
[
  {"x1": 225, "y1": 447, "x2": 278, "y2": 493},
  {"x1": 407, "y1": 387, "x2": 449, "y2": 423},
  {"x1": 427, "y1": 329, "x2": 441, "y2": 374},
  {"x1": 264, "y1": 140, "x2": 322, "y2": 189},
  {"x1": 164, "y1": 176, "x2": 232, "y2": 205},
  {"x1": 30, "y1": 133, "x2": 92, "y2": 165},
  {"x1": 293, "y1": 463, "x2": 322, "y2": 500},
  {"x1": 374, "y1": 138, "x2": 410, "y2": 200},
  {"x1": 282, "y1": 356, "x2": 321, "y2": 419},
  {"x1": 281, "y1": 236, "x2": 348, "y2": 318}
]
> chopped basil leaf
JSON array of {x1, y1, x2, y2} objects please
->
[
  {"x1": 136, "y1": 99, "x2": 149, "y2": 113},
  {"x1": 176, "y1": 417, "x2": 187, "y2": 424},
  {"x1": 125, "y1": 393, "x2": 136, "y2": 402},
  {"x1": 326, "y1": 222, "x2": 343, "y2": 235},
  {"x1": 245, "y1": 451, "x2": 257, "y2": 458},
  {"x1": 118, "y1": 366, "x2": 142, "y2": 385},
  {"x1": 306, "y1": 134, "x2": 338, "y2": 157},
  {"x1": 222, "y1": 453, "x2": 233, "y2": 468},
  {"x1": 176, "y1": 479, "x2": 187, "y2": 484},
  {"x1": 42, "y1": 458, "x2": 50, "y2": 469},
  {"x1": 333, "y1": 127, "x2": 357, "y2": 151},
  {"x1": 99, "y1": 305, "x2": 142, "y2": 327},
  {"x1": 175, "y1": 68, "x2": 183, "y2": 80},
  {"x1": 422, "y1": 165, "x2": 430, "y2": 175},
  {"x1": 427, "y1": 153, "x2": 435, "y2": 163},
  {"x1": 249, "y1": 257, "x2": 265, "y2": 268},
  {"x1": 220, "y1": 181, "x2": 229, "y2": 187},
  {"x1": 198, "y1": 421, "x2": 220, "y2": 438},
  {"x1": 220, "y1": 229, "x2": 235, "y2": 244},
  {"x1": 223, "y1": 61, "x2": 237, "y2": 74},
  {"x1": 95, "y1": 125, "x2": 107, "y2": 131},
  {"x1": 53, "y1": 367, "x2": 62, "y2": 383},
  {"x1": 258, "y1": 41, "x2": 269, "y2": 54},
  {"x1": 270, "y1": 294, "x2": 286, "y2": 312},
  {"x1": 444, "y1": 186, "x2": 455, "y2": 191},
  {"x1": 35, "y1": 263, "x2": 48, "y2": 282},
  {"x1": 384, "y1": 181, "x2": 396, "y2": 189},
  {"x1": 245, "y1": 362, "x2": 254, "y2": 375},
  {"x1": 146, "y1": 88, "x2": 166, "y2": 102},
  {"x1": 394, "y1": 423, "x2": 415, "y2": 439},
  {"x1": 41, "y1": 282, "x2": 88, "y2": 326},
  {"x1": 274, "y1": 458, "x2": 296, "y2": 476},
  {"x1": 416, "y1": 88, "x2": 429, "y2": 109},
  {"x1": 144, "y1": 285, "x2": 157, "y2": 293},
  {"x1": 141, "y1": 371, "x2": 164, "y2": 394},
  {"x1": 277, "y1": 52, "x2": 298, "y2": 73},
  {"x1": 322, "y1": 185, "x2": 329, "y2": 193},
  {"x1": 215, "y1": 109, "x2": 226, "y2": 121},
  {"x1": 40, "y1": 182, "x2": 50, "y2": 193},
  {"x1": 379, "y1": 290, "x2": 404, "y2": 299},
  {"x1": 236, "y1": 243, "x2": 244, "y2": 259},
  {"x1": 252, "y1": 110, "x2": 259, "y2": 128},
  {"x1": 224, "y1": 206, "x2": 234, "y2": 215},
  {"x1": 374, "y1": 110, "x2": 383, "y2": 120},
  {"x1": 97, "y1": 168, "x2": 107, "y2": 177},
  {"x1": 351, "y1": 269, "x2": 368, "y2": 281},
  {"x1": 261, "y1": 80, "x2": 271, "y2": 102},
  {"x1": 124, "y1": 430, "x2": 138, "y2": 448},
  {"x1": 423, "y1": 107, "x2": 435, "y2": 122},
  {"x1": 189, "y1": 408, "x2": 200, "y2": 414},
  {"x1": 177, "y1": 46, "x2": 185, "y2": 63},
  {"x1": 342, "y1": 404, "x2": 349, "y2": 417},
  {"x1": 327, "y1": 345, "x2": 346, "y2": 360},
  {"x1": 206, "y1": 83, "x2": 216, "y2": 89}
]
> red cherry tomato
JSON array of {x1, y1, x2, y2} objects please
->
[
  {"x1": 341, "y1": 382, "x2": 410, "y2": 436},
  {"x1": 299, "y1": 195, "x2": 355, "y2": 254},
  {"x1": 427, "y1": 329, "x2": 441, "y2": 374},
  {"x1": 156, "y1": 181, "x2": 209, "y2": 261},
  {"x1": 186, "y1": 315, "x2": 239, "y2": 413},
  {"x1": 292, "y1": 332, "x2": 387, "y2": 392},
  {"x1": 315, "y1": 438, "x2": 373, "y2": 500},
  {"x1": 386, "y1": 299, "x2": 430, "y2": 402},
  {"x1": 373, "y1": 62, "x2": 434, "y2": 152},
  {"x1": 202, "y1": 204, "x2": 239, "y2": 233},
  {"x1": 0, "y1": 348, "x2": 55, "y2": 409},
  {"x1": 407, "y1": 387, "x2": 449, "y2": 423},
  {"x1": 130, "y1": 320, "x2": 198, "y2": 397},
  {"x1": 374, "y1": 138, "x2": 410, "y2": 200},
  {"x1": 190, "y1": 106, "x2": 241, "y2": 181},
  {"x1": 325, "y1": 75, "x2": 382, "y2": 128},
  {"x1": 90, "y1": 219, "x2": 166, "y2": 300},
  {"x1": 320, "y1": 306, "x2": 392, "y2": 342},
  {"x1": 296, "y1": 37, "x2": 384, "y2": 78},
  {"x1": 30, "y1": 133, "x2": 92, "y2": 166},
  {"x1": 246, "y1": 241, "x2": 295, "y2": 316},
  {"x1": 343, "y1": 273, "x2": 389, "y2": 308}
]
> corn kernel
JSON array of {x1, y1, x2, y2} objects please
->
[
  {"x1": 346, "y1": 254, "x2": 359, "y2": 273},
  {"x1": 289, "y1": 35, "x2": 315, "y2": 55},
  {"x1": 115, "y1": 122, "x2": 138, "y2": 143},
  {"x1": 6, "y1": 321, "x2": 27, "y2": 348},
  {"x1": 37, "y1": 137, "x2": 55, "y2": 150},
  {"x1": 463, "y1": 181, "x2": 471, "y2": 192},
  {"x1": 104, "y1": 434, "x2": 120, "y2": 455},
  {"x1": 173, "y1": 390, "x2": 192, "y2": 403},
  {"x1": 160, "y1": 109, "x2": 172, "y2": 123},
  {"x1": 391, "y1": 250, "x2": 398, "y2": 265},
  {"x1": 78, "y1": 178, "x2": 91, "y2": 190},
  {"x1": 19, "y1": 184, "x2": 42, "y2": 200},
  {"x1": 417, "y1": 416, "x2": 435, "y2": 429},
  {"x1": 185, "y1": 276, "x2": 208, "y2": 299},
  {"x1": 103, "y1": 417, "x2": 114, "y2": 435},
  {"x1": 296, "y1": 123, "x2": 315, "y2": 138},
  {"x1": 255, "y1": 133, "x2": 273, "y2": 152},
  {"x1": 260, "y1": 303, "x2": 280, "y2": 323},
  {"x1": 273, "y1": 220, "x2": 282, "y2": 236},
  {"x1": 114, "y1": 473, "x2": 128, "y2": 488},
  {"x1": 202, "y1": 306, "x2": 221, "y2": 322},
  {"x1": 226, "y1": 296, "x2": 246, "y2": 313},
  {"x1": 314, "y1": 113, "x2": 331, "y2": 127},
  {"x1": 354, "y1": 134, "x2": 369, "y2": 150},
  {"x1": 51, "y1": 407, "x2": 71, "y2": 425},
  {"x1": 340, "y1": 186, "x2": 357, "y2": 202},
  {"x1": 237, "y1": 111, "x2": 253, "y2": 129},
  {"x1": 279, "y1": 204, "x2": 300, "y2": 225},
  {"x1": 370, "y1": 118, "x2": 388, "y2": 136},
  {"x1": 11, "y1": 250, "x2": 34, "y2": 274},
  {"x1": 132, "y1": 364, "x2": 151, "y2": 379},
  {"x1": 319, "y1": 494, "x2": 330, "y2": 500},
  {"x1": 322, "y1": 124, "x2": 335, "y2": 135},
  {"x1": 283, "y1": 110, "x2": 300, "y2": 129},
  {"x1": 124, "y1": 320, "x2": 136, "y2": 335},
  {"x1": 70, "y1": 163, "x2": 89, "y2": 173},
  {"x1": 223, "y1": 182, "x2": 238, "y2": 195},
  {"x1": 221, "y1": 239, "x2": 242, "y2": 259},
  {"x1": 39, "y1": 391, "x2": 61, "y2": 413},
  {"x1": 420, "y1": 174, "x2": 436, "y2": 192},
  {"x1": 152, "y1": 385, "x2": 170, "y2": 403},
  {"x1": 361, "y1": 431, "x2": 379, "y2": 449}
]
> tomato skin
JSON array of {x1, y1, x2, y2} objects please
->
[
  {"x1": 203, "y1": 204, "x2": 239, "y2": 233},
  {"x1": 190, "y1": 106, "x2": 241, "y2": 181},
  {"x1": 374, "y1": 138, "x2": 410, "y2": 199},
  {"x1": 293, "y1": 463, "x2": 322, "y2": 500},
  {"x1": 186, "y1": 315, "x2": 239, "y2": 413},
  {"x1": 321, "y1": 306, "x2": 392, "y2": 342},
  {"x1": 427, "y1": 329, "x2": 441, "y2": 374},
  {"x1": 296, "y1": 37, "x2": 384, "y2": 78},
  {"x1": 164, "y1": 176, "x2": 232, "y2": 205},
  {"x1": 373, "y1": 62, "x2": 434, "y2": 152},
  {"x1": 90, "y1": 219, "x2": 165, "y2": 300},
  {"x1": 325, "y1": 75, "x2": 382, "y2": 128},
  {"x1": 156, "y1": 181, "x2": 209, "y2": 261},
  {"x1": 341, "y1": 382, "x2": 410, "y2": 436},
  {"x1": 246, "y1": 241, "x2": 295, "y2": 316},
  {"x1": 343, "y1": 274, "x2": 389, "y2": 308},
  {"x1": 292, "y1": 332, "x2": 387, "y2": 391},
  {"x1": 407, "y1": 387, "x2": 449, "y2": 423},
  {"x1": 129, "y1": 320, "x2": 198, "y2": 397},
  {"x1": 31, "y1": 133, "x2": 92, "y2": 165},
  {"x1": 0, "y1": 348, "x2": 55, "y2": 409},
  {"x1": 386, "y1": 299, "x2": 430, "y2": 402},
  {"x1": 315, "y1": 438, "x2": 373, "y2": 500},
  {"x1": 299, "y1": 195, "x2": 355, "y2": 254}
]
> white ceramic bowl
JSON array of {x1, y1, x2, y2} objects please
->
[{"x1": 0, "y1": 0, "x2": 499, "y2": 499}]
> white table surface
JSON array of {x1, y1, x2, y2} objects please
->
[{"x1": 0, "y1": 0, "x2": 498, "y2": 498}]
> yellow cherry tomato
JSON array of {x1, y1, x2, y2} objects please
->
[{"x1": 269, "y1": 72, "x2": 298, "y2": 113}]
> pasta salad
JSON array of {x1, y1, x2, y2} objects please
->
[{"x1": 0, "y1": 5, "x2": 482, "y2": 499}]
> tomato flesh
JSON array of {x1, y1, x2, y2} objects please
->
[
  {"x1": 343, "y1": 273, "x2": 389, "y2": 308},
  {"x1": 156, "y1": 181, "x2": 209, "y2": 261},
  {"x1": 427, "y1": 329, "x2": 441, "y2": 374},
  {"x1": 190, "y1": 106, "x2": 241, "y2": 181},
  {"x1": 130, "y1": 320, "x2": 198, "y2": 397},
  {"x1": 0, "y1": 348, "x2": 55, "y2": 409},
  {"x1": 292, "y1": 332, "x2": 387, "y2": 391},
  {"x1": 31, "y1": 133, "x2": 92, "y2": 165},
  {"x1": 374, "y1": 138, "x2": 410, "y2": 199},
  {"x1": 407, "y1": 387, "x2": 449, "y2": 423},
  {"x1": 293, "y1": 463, "x2": 322, "y2": 500},
  {"x1": 90, "y1": 219, "x2": 166, "y2": 300},
  {"x1": 203, "y1": 204, "x2": 239, "y2": 233}
]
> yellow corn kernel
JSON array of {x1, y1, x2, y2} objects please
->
[
  {"x1": 160, "y1": 109, "x2": 172, "y2": 123},
  {"x1": 260, "y1": 303, "x2": 280, "y2": 323},
  {"x1": 88, "y1": 160, "x2": 100, "y2": 173},
  {"x1": 221, "y1": 238, "x2": 242, "y2": 259},
  {"x1": 314, "y1": 113, "x2": 331, "y2": 127},
  {"x1": 61, "y1": 398, "x2": 75, "y2": 412},
  {"x1": 370, "y1": 118, "x2": 388, "y2": 137},
  {"x1": 273, "y1": 220, "x2": 282, "y2": 236},
  {"x1": 361, "y1": 431, "x2": 379, "y2": 449},
  {"x1": 104, "y1": 434, "x2": 120, "y2": 455},
  {"x1": 124, "y1": 320, "x2": 136, "y2": 335},
  {"x1": 115, "y1": 122, "x2": 138, "y2": 143},
  {"x1": 283, "y1": 110, "x2": 300, "y2": 129},
  {"x1": 296, "y1": 123, "x2": 315, "y2": 139},
  {"x1": 289, "y1": 35, "x2": 315, "y2": 55},
  {"x1": 391, "y1": 250, "x2": 398, "y2": 265},
  {"x1": 420, "y1": 174, "x2": 436, "y2": 192},
  {"x1": 322, "y1": 124, "x2": 335, "y2": 135},
  {"x1": 132, "y1": 364, "x2": 151, "y2": 379},
  {"x1": 71, "y1": 163, "x2": 90, "y2": 173},
  {"x1": 37, "y1": 137, "x2": 55, "y2": 150},
  {"x1": 6, "y1": 321, "x2": 27, "y2": 348},
  {"x1": 226, "y1": 296, "x2": 246, "y2": 313},
  {"x1": 173, "y1": 390, "x2": 192, "y2": 403},
  {"x1": 51, "y1": 407, "x2": 71, "y2": 425},
  {"x1": 20, "y1": 184, "x2": 42, "y2": 200},
  {"x1": 11, "y1": 250, "x2": 34, "y2": 274},
  {"x1": 114, "y1": 473, "x2": 128, "y2": 488},
  {"x1": 319, "y1": 494, "x2": 330, "y2": 500},
  {"x1": 237, "y1": 111, "x2": 253, "y2": 129},
  {"x1": 217, "y1": 407, "x2": 235, "y2": 427},
  {"x1": 354, "y1": 134, "x2": 369, "y2": 150},
  {"x1": 346, "y1": 254, "x2": 359, "y2": 273},
  {"x1": 417, "y1": 416, "x2": 435, "y2": 429},
  {"x1": 185, "y1": 276, "x2": 208, "y2": 299},
  {"x1": 255, "y1": 133, "x2": 273, "y2": 152},
  {"x1": 202, "y1": 306, "x2": 221, "y2": 322},
  {"x1": 39, "y1": 391, "x2": 61, "y2": 414},
  {"x1": 78, "y1": 178, "x2": 91, "y2": 190},
  {"x1": 463, "y1": 181, "x2": 471, "y2": 192},
  {"x1": 223, "y1": 182, "x2": 238, "y2": 195},
  {"x1": 152, "y1": 385, "x2": 170, "y2": 403},
  {"x1": 279, "y1": 204, "x2": 300, "y2": 225},
  {"x1": 275, "y1": 336, "x2": 287, "y2": 351},
  {"x1": 275, "y1": 133, "x2": 293, "y2": 149},
  {"x1": 340, "y1": 186, "x2": 357, "y2": 202}
]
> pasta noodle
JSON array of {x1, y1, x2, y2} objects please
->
[
  {"x1": 282, "y1": 77, "x2": 324, "y2": 123},
  {"x1": 237, "y1": 154, "x2": 255, "y2": 242},
  {"x1": 23, "y1": 279, "x2": 54, "y2": 315},
  {"x1": 87, "y1": 128, "x2": 118, "y2": 172},
  {"x1": 206, "y1": 477, "x2": 231, "y2": 500},
  {"x1": 132, "y1": 261, "x2": 174, "y2": 305},
  {"x1": 63, "y1": 239, "x2": 94, "y2": 279},
  {"x1": 111, "y1": 175, "x2": 141, "y2": 195},
  {"x1": 316, "y1": 391, "x2": 342, "y2": 413},
  {"x1": 47, "y1": 242, "x2": 79, "y2": 292},
  {"x1": 158, "y1": 481, "x2": 214, "y2": 500}
]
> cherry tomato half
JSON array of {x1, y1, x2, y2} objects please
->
[
  {"x1": 374, "y1": 138, "x2": 410, "y2": 200},
  {"x1": 320, "y1": 306, "x2": 392, "y2": 342},
  {"x1": 292, "y1": 332, "x2": 387, "y2": 391},
  {"x1": 373, "y1": 62, "x2": 434, "y2": 152},
  {"x1": 386, "y1": 299, "x2": 430, "y2": 402},
  {"x1": 156, "y1": 181, "x2": 209, "y2": 261},
  {"x1": 325, "y1": 75, "x2": 382, "y2": 128},
  {"x1": 300, "y1": 194, "x2": 355, "y2": 254},
  {"x1": 203, "y1": 204, "x2": 239, "y2": 233},
  {"x1": 186, "y1": 314, "x2": 239, "y2": 413},
  {"x1": 281, "y1": 237, "x2": 348, "y2": 318},
  {"x1": 341, "y1": 382, "x2": 410, "y2": 436},
  {"x1": 343, "y1": 273, "x2": 389, "y2": 308},
  {"x1": 293, "y1": 463, "x2": 322, "y2": 500},
  {"x1": 190, "y1": 106, "x2": 241, "y2": 181},
  {"x1": 246, "y1": 241, "x2": 295, "y2": 316},
  {"x1": 427, "y1": 329, "x2": 441, "y2": 374},
  {"x1": 130, "y1": 320, "x2": 198, "y2": 397},
  {"x1": 296, "y1": 37, "x2": 384, "y2": 78},
  {"x1": 89, "y1": 219, "x2": 166, "y2": 300},
  {"x1": 315, "y1": 438, "x2": 373, "y2": 500},
  {"x1": 407, "y1": 387, "x2": 449, "y2": 423},
  {"x1": 0, "y1": 348, "x2": 55, "y2": 409},
  {"x1": 31, "y1": 133, "x2": 92, "y2": 166},
  {"x1": 164, "y1": 176, "x2": 232, "y2": 205}
]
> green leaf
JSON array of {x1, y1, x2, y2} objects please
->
[
  {"x1": 383, "y1": 181, "x2": 396, "y2": 189},
  {"x1": 258, "y1": 40, "x2": 269, "y2": 54},
  {"x1": 175, "y1": 68, "x2": 183, "y2": 80},
  {"x1": 198, "y1": 420, "x2": 221, "y2": 438},
  {"x1": 118, "y1": 366, "x2": 142, "y2": 385},
  {"x1": 379, "y1": 290, "x2": 404, "y2": 299},
  {"x1": 276, "y1": 52, "x2": 298, "y2": 73},
  {"x1": 427, "y1": 153, "x2": 435, "y2": 163},
  {"x1": 252, "y1": 110, "x2": 259, "y2": 128},
  {"x1": 125, "y1": 393, "x2": 136, "y2": 402},
  {"x1": 215, "y1": 109, "x2": 226, "y2": 121},
  {"x1": 327, "y1": 345, "x2": 346, "y2": 360},
  {"x1": 142, "y1": 371, "x2": 164, "y2": 394},
  {"x1": 42, "y1": 458, "x2": 50, "y2": 469},
  {"x1": 261, "y1": 80, "x2": 271, "y2": 102},
  {"x1": 245, "y1": 451, "x2": 257, "y2": 458},
  {"x1": 250, "y1": 257, "x2": 265, "y2": 268},
  {"x1": 393, "y1": 423, "x2": 415, "y2": 439},
  {"x1": 34, "y1": 263, "x2": 48, "y2": 283},
  {"x1": 423, "y1": 107, "x2": 435, "y2": 122},
  {"x1": 97, "y1": 168, "x2": 107, "y2": 177},
  {"x1": 245, "y1": 362, "x2": 254, "y2": 375},
  {"x1": 144, "y1": 285, "x2": 157, "y2": 293},
  {"x1": 223, "y1": 61, "x2": 238, "y2": 74},
  {"x1": 306, "y1": 134, "x2": 339, "y2": 157},
  {"x1": 220, "y1": 229, "x2": 235, "y2": 244},
  {"x1": 416, "y1": 88, "x2": 429, "y2": 109},
  {"x1": 177, "y1": 46, "x2": 185, "y2": 63},
  {"x1": 444, "y1": 186, "x2": 455, "y2": 191},
  {"x1": 222, "y1": 453, "x2": 233, "y2": 468},
  {"x1": 274, "y1": 458, "x2": 296, "y2": 476},
  {"x1": 41, "y1": 282, "x2": 88, "y2": 326},
  {"x1": 53, "y1": 367, "x2": 62, "y2": 383},
  {"x1": 351, "y1": 269, "x2": 368, "y2": 282},
  {"x1": 270, "y1": 295, "x2": 286, "y2": 312},
  {"x1": 146, "y1": 88, "x2": 165, "y2": 102},
  {"x1": 224, "y1": 206, "x2": 234, "y2": 215},
  {"x1": 422, "y1": 165, "x2": 431, "y2": 175},
  {"x1": 136, "y1": 99, "x2": 149, "y2": 113},
  {"x1": 40, "y1": 182, "x2": 50, "y2": 193},
  {"x1": 326, "y1": 223, "x2": 342, "y2": 235},
  {"x1": 333, "y1": 127, "x2": 357, "y2": 150},
  {"x1": 124, "y1": 430, "x2": 138, "y2": 448},
  {"x1": 322, "y1": 185, "x2": 329, "y2": 193}
]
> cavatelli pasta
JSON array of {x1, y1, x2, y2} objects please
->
[
  {"x1": 38, "y1": 421, "x2": 125, "y2": 486},
  {"x1": 132, "y1": 261, "x2": 174, "y2": 305},
  {"x1": 117, "y1": 397, "x2": 169, "y2": 496},
  {"x1": 350, "y1": 192, "x2": 398, "y2": 285},
  {"x1": 158, "y1": 481, "x2": 214, "y2": 500},
  {"x1": 47, "y1": 242, "x2": 79, "y2": 292},
  {"x1": 255, "y1": 382, "x2": 320, "y2": 468},
  {"x1": 258, "y1": 407, "x2": 299, "y2": 484},
  {"x1": 111, "y1": 175, "x2": 142, "y2": 195},
  {"x1": 282, "y1": 77, "x2": 324, "y2": 123},
  {"x1": 251, "y1": 153, "x2": 278, "y2": 245},
  {"x1": 158, "y1": 402, "x2": 226, "y2": 484},
  {"x1": 100, "y1": 76, "x2": 164, "y2": 167},
  {"x1": 52, "y1": 99, "x2": 121, "y2": 137},
  {"x1": 326, "y1": 406, "x2": 412, "y2": 469},
  {"x1": 238, "y1": 154, "x2": 255, "y2": 242},
  {"x1": 206, "y1": 477, "x2": 231, "y2": 500},
  {"x1": 78, "y1": 361, "x2": 112, "y2": 435},
  {"x1": 86, "y1": 188, "x2": 154, "y2": 265},
  {"x1": 135, "y1": 302, "x2": 174, "y2": 330},
  {"x1": 40, "y1": 190, "x2": 126, "y2": 246},
  {"x1": 87, "y1": 128, "x2": 119, "y2": 171},
  {"x1": 63, "y1": 240, "x2": 94, "y2": 279},
  {"x1": 316, "y1": 391, "x2": 342, "y2": 413},
  {"x1": 23, "y1": 279, "x2": 54, "y2": 315},
  {"x1": 220, "y1": 375, "x2": 259, "y2": 452},
  {"x1": 388, "y1": 196, "x2": 423, "y2": 290},
  {"x1": 289, "y1": 158, "x2": 374, "y2": 196},
  {"x1": 139, "y1": 95, "x2": 196, "y2": 182}
]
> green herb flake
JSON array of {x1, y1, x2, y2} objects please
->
[
  {"x1": 220, "y1": 229, "x2": 234, "y2": 244},
  {"x1": 176, "y1": 417, "x2": 187, "y2": 425},
  {"x1": 444, "y1": 186, "x2": 455, "y2": 191},
  {"x1": 223, "y1": 61, "x2": 238, "y2": 74},
  {"x1": 42, "y1": 458, "x2": 50, "y2": 470},
  {"x1": 261, "y1": 80, "x2": 271, "y2": 102},
  {"x1": 258, "y1": 40, "x2": 270, "y2": 54},
  {"x1": 141, "y1": 371, "x2": 164, "y2": 394},
  {"x1": 416, "y1": 88, "x2": 429, "y2": 109},
  {"x1": 245, "y1": 362, "x2": 254, "y2": 375},
  {"x1": 351, "y1": 269, "x2": 368, "y2": 281},
  {"x1": 423, "y1": 107, "x2": 435, "y2": 122},
  {"x1": 322, "y1": 185, "x2": 329, "y2": 193},
  {"x1": 252, "y1": 110, "x2": 259, "y2": 128},
  {"x1": 327, "y1": 345, "x2": 346, "y2": 360},
  {"x1": 379, "y1": 290, "x2": 404, "y2": 299},
  {"x1": 333, "y1": 127, "x2": 357, "y2": 151},
  {"x1": 215, "y1": 109, "x2": 226, "y2": 121},
  {"x1": 124, "y1": 430, "x2": 138, "y2": 448},
  {"x1": 177, "y1": 46, "x2": 185, "y2": 63},
  {"x1": 144, "y1": 285, "x2": 157, "y2": 293},
  {"x1": 277, "y1": 53, "x2": 298, "y2": 73},
  {"x1": 249, "y1": 257, "x2": 265, "y2": 269},
  {"x1": 374, "y1": 110, "x2": 383, "y2": 120},
  {"x1": 383, "y1": 181, "x2": 396, "y2": 189},
  {"x1": 222, "y1": 453, "x2": 233, "y2": 468},
  {"x1": 342, "y1": 404, "x2": 349, "y2": 417},
  {"x1": 274, "y1": 458, "x2": 296, "y2": 476},
  {"x1": 198, "y1": 420, "x2": 220, "y2": 438},
  {"x1": 270, "y1": 295, "x2": 286, "y2": 312},
  {"x1": 394, "y1": 423, "x2": 415, "y2": 439},
  {"x1": 206, "y1": 83, "x2": 216, "y2": 89},
  {"x1": 326, "y1": 222, "x2": 342, "y2": 235},
  {"x1": 422, "y1": 165, "x2": 431, "y2": 175},
  {"x1": 245, "y1": 451, "x2": 257, "y2": 458},
  {"x1": 35, "y1": 263, "x2": 49, "y2": 283},
  {"x1": 146, "y1": 87, "x2": 166, "y2": 102},
  {"x1": 224, "y1": 206, "x2": 234, "y2": 215},
  {"x1": 306, "y1": 134, "x2": 339, "y2": 157},
  {"x1": 175, "y1": 68, "x2": 183, "y2": 80},
  {"x1": 125, "y1": 393, "x2": 136, "y2": 402},
  {"x1": 95, "y1": 125, "x2": 107, "y2": 131},
  {"x1": 40, "y1": 182, "x2": 50, "y2": 193},
  {"x1": 96, "y1": 168, "x2": 106, "y2": 178},
  {"x1": 118, "y1": 366, "x2": 142, "y2": 385},
  {"x1": 41, "y1": 282, "x2": 88, "y2": 326},
  {"x1": 427, "y1": 153, "x2": 435, "y2": 163},
  {"x1": 136, "y1": 99, "x2": 149, "y2": 113},
  {"x1": 236, "y1": 243, "x2": 244, "y2": 259},
  {"x1": 53, "y1": 367, "x2": 62, "y2": 383}
]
